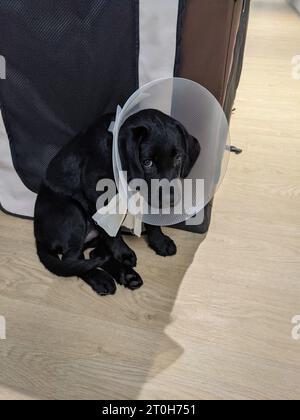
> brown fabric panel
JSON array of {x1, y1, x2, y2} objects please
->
[
  {"x1": 179, "y1": 0, "x2": 243, "y2": 105},
  {"x1": 224, "y1": 0, "x2": 244, "y2": 102}
]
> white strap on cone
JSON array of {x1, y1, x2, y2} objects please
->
[{"x1": 92, "y1": 107, "x2": 143, "y2": 237}]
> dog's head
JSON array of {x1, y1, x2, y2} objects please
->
[
  {"x1": 119, "y1": 108, "x2": 200, "y2": 182},
  {"x1": 118, "y1": 110, "x2": 200, "y2": 208}
]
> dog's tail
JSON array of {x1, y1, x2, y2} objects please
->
[{"x1": 36, "y1": 241, "x2": 104, "y2": 278}]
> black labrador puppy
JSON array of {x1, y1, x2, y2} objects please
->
[{"x1": 34, "y1": 110, "x2": 200, "y2": 295}]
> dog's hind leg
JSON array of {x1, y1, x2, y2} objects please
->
[
  {"x1": 83, "y1": 238, "x2": 99, "y2": 251},
  {"x1": 62, "y1": 248, "x2": 116, "y2": 296},
  {"x1": 101, "y1": 259, "x2": 143, "y2": 291},
  {"x1": 80, "y1": 269, "x2": 117, "y2": 296},
  {"x1": 90, "y1": 245, "x2": 143, "y2": 291},
  {"x1": 101, "y1": 232, "x2": 137, "y2": 268}
]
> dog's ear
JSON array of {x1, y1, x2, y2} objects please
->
[
  {"x1": 119, "y1": 124, "x2": 148, "y2": 180},
  {"x1": 177, "y1": 124, "x2": 201, "y2": 178}
]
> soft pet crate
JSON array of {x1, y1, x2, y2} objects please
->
[{"x1": 0, "y1": 0, "x2": 250, "y2": 234}]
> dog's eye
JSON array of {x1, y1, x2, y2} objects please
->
[{"x1": 143, "y1": 159, "x2": 153, "y2": 169}]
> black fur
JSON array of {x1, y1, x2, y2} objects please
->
[{"x1": 34, "y1": 110, "x2": 200, "y2": 295}]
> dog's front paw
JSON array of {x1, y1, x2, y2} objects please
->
[
  {"x1": 117, "y1": 267, "x2": 144, "y2": 291},
  {"x1": 114, "y1": 246, "x2": 137, "y2": 268},
  {"x1": 90, "y1": 245, "x2": 137, "y2": 268},
  {"x1": 149, "y1": 235, "x2": 177, "y2": 257},
  {"x1": 83, "y1": 270, "x2": 117, "y2": 296}
]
